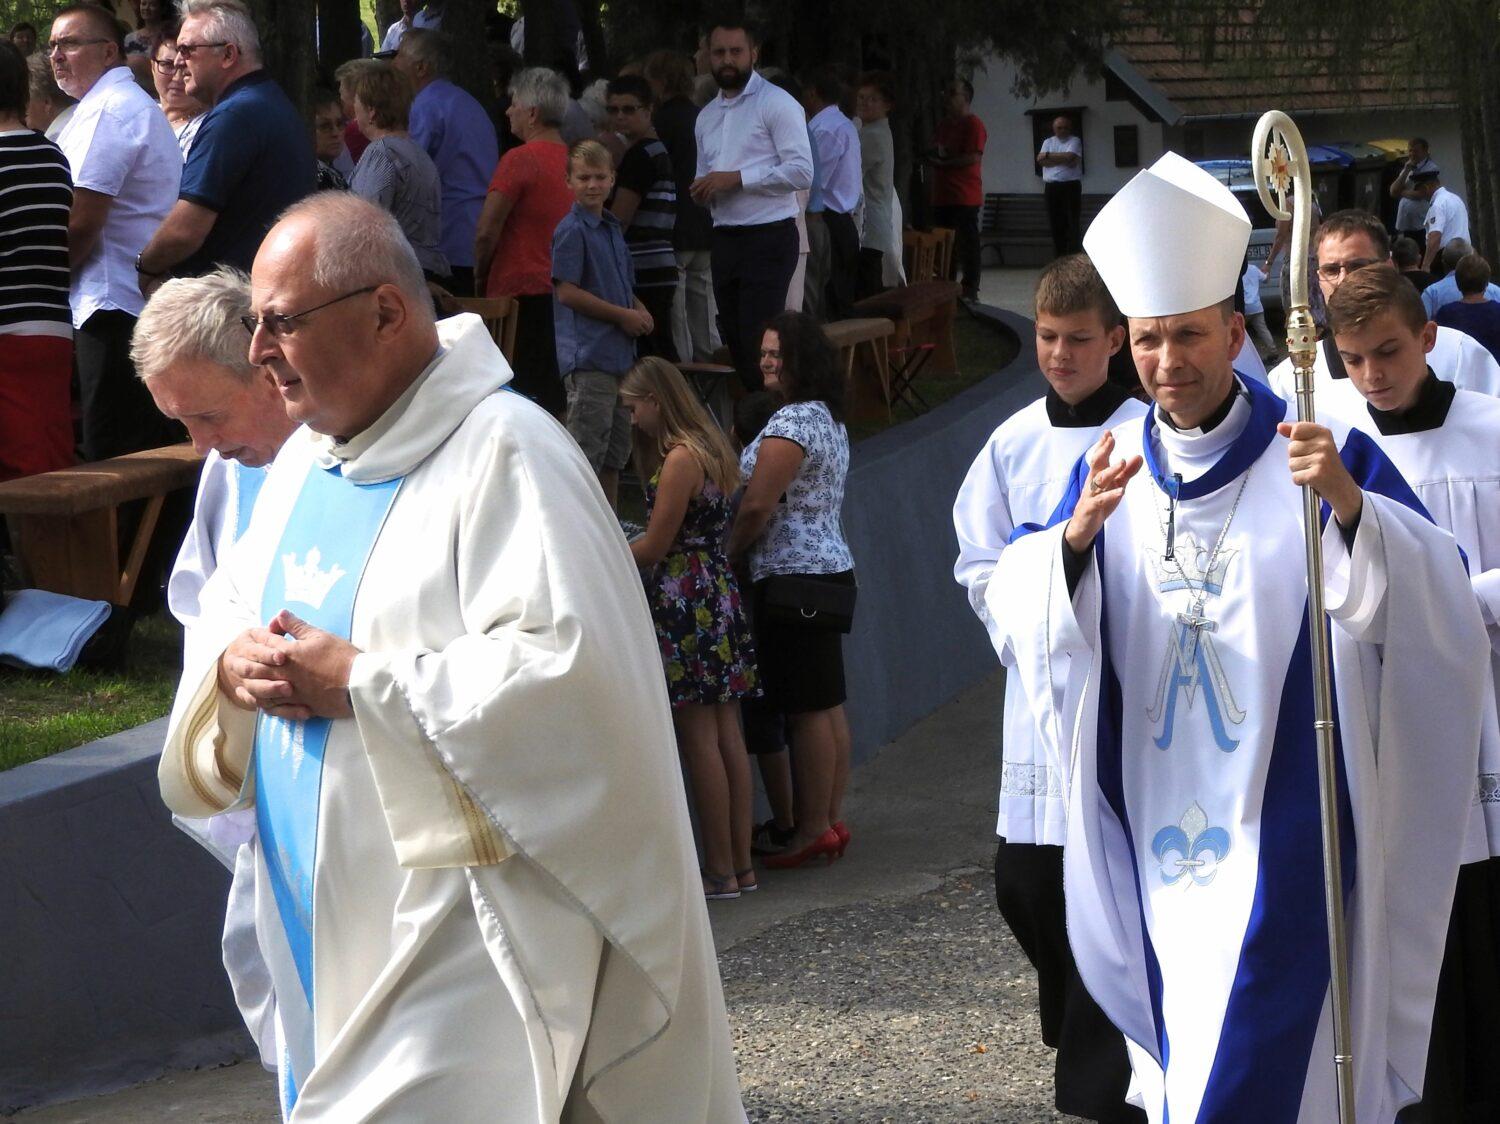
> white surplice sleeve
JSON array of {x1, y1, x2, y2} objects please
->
[{"x1": 953, "y1": 432, "x2": 1016, "y2": 629}]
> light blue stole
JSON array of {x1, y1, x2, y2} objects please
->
[
  {"x1": 231, "y1": 461, "x2": 267, "y2": 543},
  {"x1": 252, "y1": 462, "x2": 402, "y2": 1110}
]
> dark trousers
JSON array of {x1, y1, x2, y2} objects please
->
[
  {"x1": 511, "y1": 293, "x2": 566, "y2": 417},
  {"x1": 856, "y1": 247, "x2": 886, "y2": 300},
  {"x1": 710, "y1": 218, "x2": 799, "y2": 390},
  {"x1": 995, "y1": 839, "x2": 1143, "y2": 1123},
  {"x1": 822, "y1": 210, "x2": 859, "y2": 322},
  {"x1": 75, "y1": 308, "x2": 181, "y2": 462},
  {"x1": 444, "y1": 265, "x2": 475, "y2": 298},
  {"x1": 1045, "y1": 180, "x2": 1083, "y2": 258},
  {"x1": 634, "y1": 285, "x2": 679, "y2": 362},
  {"x1": 932, "y1": 204, "x2": 981, "y2": 297}
]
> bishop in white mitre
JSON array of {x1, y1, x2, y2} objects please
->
[
  {"x1": 986, "y1": 153, "x2": 1491, "y2": 1123},
  {"x1": 1266, "y1": 209, "x2": 1500, "y2": 416},
  {"x1": 157, "y1": 194, "x2": 744, "y2": 1121}
]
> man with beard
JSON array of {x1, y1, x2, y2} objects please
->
[{"x1": 691, "y1": 17, "x2": 811, "y2": 390}]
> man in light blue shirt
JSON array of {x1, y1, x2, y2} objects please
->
[
  {"x1": 1422, "y1": 238, "x2": 1500, "y2": 317},
  {"x1": 377, "y1": 0, "x2": 441, "y2": 55},
  {"x1": 396, "y1": 29, "x2": 498, "y2": 296},
  {"x1": 690, "y1": 17, "x2": 812, "y2": 389},
  {"x1": 801, "y1": 67, "x2": 861, "y2": 322}
]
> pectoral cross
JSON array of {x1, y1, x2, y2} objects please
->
[{"x1": 1176, "y1": 609, "x2": 1216, "y2": 666}]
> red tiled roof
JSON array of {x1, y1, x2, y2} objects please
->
[{"x1": 1110, "y1": 5, "x2": 1454, "y2": 118}]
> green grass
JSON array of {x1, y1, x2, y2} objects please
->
[{"x1": 0, "y1": 613, "x2": 182, "y2": 773}]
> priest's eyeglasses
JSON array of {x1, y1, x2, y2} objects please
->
[{"x1": 241, "y1": 287, "x2": 379, "y2": 338}]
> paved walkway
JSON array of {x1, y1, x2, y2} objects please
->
[{"x1": 17, "y1": 672, "x2": 1086, "y2": 1123}]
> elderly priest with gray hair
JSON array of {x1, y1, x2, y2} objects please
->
[
  {"x1": 983, "y1": 152, "x2": 1489, "y2": 1123},
  {"x1": 157, "y1": 192, "x2": 745, "y2": 1121}
]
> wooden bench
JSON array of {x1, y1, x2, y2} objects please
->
[
  {"x1": 0, "y1": 444, "x2": 204, "y2": 605},
  {"x1": 823, "y1": 317, "x2": 895, "y2": 419},
  {"x1": 980, "y1": 192, "x2": 1112, "y2": 268},
  {"x1": 853, "y1": 279, "x2": 962, "y2": 382}
]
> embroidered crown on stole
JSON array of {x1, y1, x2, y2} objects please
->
[
  {"x1": 1149, "y1": 536, "x2": 1237, "y2": 596},
  {"x1": 280, "y1": 547, "x2": 347, "y2": 610}
]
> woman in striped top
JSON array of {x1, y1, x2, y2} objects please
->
[
  {"x1": 605, "y1": 76, "x2": 679, "y2": 361},
  {"x1": 0, "y1": 41, "x2": 74, "y2": 481}
]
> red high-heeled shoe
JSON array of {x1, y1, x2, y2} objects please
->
[
  {"x1": 832, "y1": 821, "x2": 850, "y2": 857},
  {"x1": 764, "y1": 827, "x2": 842, "y2": 869}
]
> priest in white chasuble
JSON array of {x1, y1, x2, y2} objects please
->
[
  {"x1": 986, "y1": 152, "x2": 1491, "y2": 1124},
  {"x1": 157, "y1": 194, "x2": 745, "y2": 1122},
  {"x1": 1323, "y1": 265, "x2": 1500, "y2": 1122},
  {"x1": 1267, "y1": 210, "x2": 1500, "y2": 418}
]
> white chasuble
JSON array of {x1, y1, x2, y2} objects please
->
[
  {"x1": 954, "y1": 390, "x2": 1147, "y2": 843},
  {"x1": 159, "y1": 314, "x2": 745, "y2": 1122},
  {"x1": 1356, "y1": 387, "x2": 1500, "y2": 855},
  {"x1": 1268, "y1": 325, "x2": 1500, "y2": 423},
  {"x1": 986, "y1": 375, "x2": 1489, "y2": 1123}
]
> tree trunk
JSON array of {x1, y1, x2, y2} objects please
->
[
  {"x1": 374, "y1": 0, "x2": 401, "y2": 44},
  {"x1": 247, "y1": 0, "x2": 318, "y2": 119},
  {"x1": 317, "y1": 0, "x2": 363, "y2": 78},
  {"x1": 520, "y1": 0, "x2": 565, "y2": 71},
  {"x1": 442, "y1": 0, "x2": 495, "y2": 104},
  {"x1": 575, "y1": 0, "x2": 610, "y2": 77}
]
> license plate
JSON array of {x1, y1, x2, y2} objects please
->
[{"x1": 1247, "y1": 243, "x2": 1271, "y2": 263}]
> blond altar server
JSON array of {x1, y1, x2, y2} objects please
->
[
  {"x1": 157, "y1": 194, "x2": 744, "y2": 1122},
  {"x1": 1267, "y1": 209, "x2": 1500, "y2": 419},
  {"x1": 988, "y1": 153, "x2": 1490, "y2": 1123}
]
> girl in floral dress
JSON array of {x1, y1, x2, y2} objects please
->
[{"x1": 621, "y1": 357, "x2": 760, "y2": 900}]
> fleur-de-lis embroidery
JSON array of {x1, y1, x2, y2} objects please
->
[{"x1": 1152, "y1": 802, "x2": 1231, "y2": 888}]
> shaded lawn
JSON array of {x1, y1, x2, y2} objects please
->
[
  {"x1": 0, "y1": 308, "x2": 1017, "y2": 770},
  {"x1": 0, "y1": 613, "x2": 182, "y2": 773}
]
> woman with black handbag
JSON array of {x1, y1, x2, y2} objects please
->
[{"x1": 728, "y1": 311, "x2": 857, "y2": 869}]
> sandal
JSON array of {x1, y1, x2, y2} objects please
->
[
  {"x1": 735, "y1": 867, "x2": 759, "y2": 893},
  {"x1": 702, "y1": 871, "x2": 741, "y2": 900}
]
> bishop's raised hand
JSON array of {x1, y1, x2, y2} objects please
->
[{"x1": 1064, "y1": 429, "x2": 1143, "y2": 554}]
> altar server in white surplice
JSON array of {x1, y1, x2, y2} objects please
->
[
  {"x1": 157, "y1": 194, "x2": 744, "y2": 1122},
  {"x1": 1268, "y1": 210, "x2": 1500, "y2": 422},
  {"x1": 1323, "y1": 265, "x2": 1500, "y2": 1122},
  {"x1": 988, "y1": 152, "x2": 1490, "y2": 1124},
  {"x1": 954, "y1": 253, "x2": 1147, "y2": 1123}
]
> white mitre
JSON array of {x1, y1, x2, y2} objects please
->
[{"x1": 1083, "y1": 151, "x2": 1252, "y2": 317}]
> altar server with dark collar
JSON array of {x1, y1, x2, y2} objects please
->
[
  {"x1": 1324, "y1": 265, "x2": 1500, "y2": 1124},
  {"x1": 954, "y1": 254, "x2": 1147, "y2": 1123},
  {"x1": 988, "y1": 151, "x2": 1490, "y2": 1123}
]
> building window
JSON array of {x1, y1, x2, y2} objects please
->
[
  {"x1": 1114, "y1": 125, "x2": 1140, "y2": 168},
  {"x1": 1030, "y1": 108, "x2": 1085, "y2": 178}
]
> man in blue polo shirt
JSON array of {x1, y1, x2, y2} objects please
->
[
  {"x1": 135, "y1": 0, "x2": 314, "y2": 289},
  {"x1": 395, "y1": 29, "x2": 497, "y2": 297}
]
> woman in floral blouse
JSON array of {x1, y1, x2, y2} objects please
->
[
  {"x1": 622, "y1": 357, "x2": 760, "y2": 900},
  {"x1": 728, "y1": 310, "x2": 857, "y2": 871}
]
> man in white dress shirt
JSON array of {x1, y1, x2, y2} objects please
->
[
  {"x1": 376, "y1": 0, "x2": 441, "y2": 56},
  {"x1": 50, "y1": 1, "x2": 181, "y2": 461},
  {"x1": 131, "y1": 267, "x2": 298, "y2": 629},
  {"x1": 1268, "y1": 209, "x2": 1500, "y2": 417},
  {"x1": 691, "y1": 16, "x2": 812, "y2": 389},
  {"x1": 1037, "y1": 114, "x2": 1083, "y2": 258},
  {"x1": 1415, "y1": 168, "x2": 1471, "y2": 274}
]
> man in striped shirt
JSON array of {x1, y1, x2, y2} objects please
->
[
  {"x1": 606, "y1": 75, "x2": 679, "y2": 361},
  {"x1": 0, "y1": 39, "x2": 73, "y2": 479}
]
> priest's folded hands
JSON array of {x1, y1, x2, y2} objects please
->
[{"x1": 216, "y1": 608, "x2": 358, "y2": 722}]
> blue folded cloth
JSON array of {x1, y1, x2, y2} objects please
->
[{"x1": 0, "y1": 589, "x2": 112, "y2": 673}]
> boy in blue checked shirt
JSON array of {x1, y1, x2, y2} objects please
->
[{"x1": 553, "y1": 140, "x2": 654, "y2": 510}]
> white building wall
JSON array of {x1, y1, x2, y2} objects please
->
[{"x1": 970, "y1": 54, "x2": 1166, "y2": 197}]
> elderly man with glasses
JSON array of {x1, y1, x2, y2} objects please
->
[
  {"x1": 157, "y1": 191, "x2": 746, "y2": 1120},
  {"x1": 135, "y1": 0, "x2": 313, "y2": 289},
  {"x1": 1267, "y1": 208, "x2": 1500, "y2": 419},
  {"x1": 48, "y1": 1, "x2": 182, "y2": 463}
]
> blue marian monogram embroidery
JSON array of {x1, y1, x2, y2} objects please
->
[
  {"x1": 1146, "y1": 535, "x2": 1246, "y2": 752},
  {"x1": 1152, "y1": 802, "x2": 1231, "y2": 888}
]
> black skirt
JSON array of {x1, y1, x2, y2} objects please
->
[{"x1": 749, "y1": 570, "x2": 854, "y2": 715}]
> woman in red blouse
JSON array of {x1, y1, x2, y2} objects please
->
[{"x1": 474, "y1": 67, "x2": 574, "y2": 415}]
